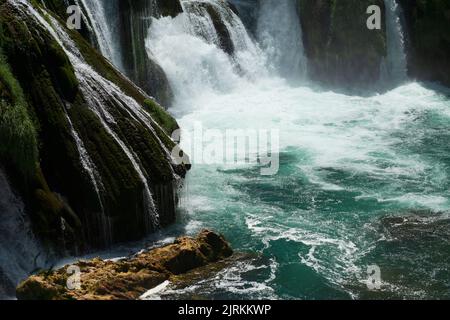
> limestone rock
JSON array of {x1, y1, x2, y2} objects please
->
[{"x1": 16, "y1": 230, "x2": 232, "y2": 300}]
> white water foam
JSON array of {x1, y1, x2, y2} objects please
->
[{"x1": 146, "y1": 0, "x2": 450, "y2": 298}]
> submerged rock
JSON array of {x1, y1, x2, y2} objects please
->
[
  {"x1": 16, "y1": 230, "x2": 233, "y2": 300},
  {"x1": 380, "y1": 210, "x2": 450, "y2": 242}
]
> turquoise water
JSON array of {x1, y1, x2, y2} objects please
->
[
  {"x1": 165, "y1": 83, "x2": 450, "y2": 300},
  {"x1": 145, "y1": 10, "x2": 450, "y2": 300}
]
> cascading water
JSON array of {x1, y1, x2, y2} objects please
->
[
  {"x1": 382, "y1": 0, "x2": 408, "y2": 83},
  {"x1": 146, "y1": 0, "x2": 268, "y2": 112},
  {"x1": 11, "y1": 0, "x2": 174, "y2": 236},
  {"x1": 47, "y1": 14, "x2": 162, "y2": 231},
  {"x1": 180, "y1": 0, "x2": 266, "y2": 77},
  {"x1": 76, "y1": 0, "x2": 123, "y2": 70},
  {"x1": 79, "y1": 0, "x2": 177, "y2": 106},
  {"x1": 0, "y1": 168, "x2": 48, "y2": 299},
  {"x1": 3, "y1": 0, "x2": 449, "y2": 301},
  {"x1": 256, "y1": 0, "x2": 307, "y2": 80},
  {"x1": 145, "y1": 0, "x2": 450, "y2": 299}
]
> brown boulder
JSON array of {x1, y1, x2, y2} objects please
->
[{"x1": 16, "y1": 230, "x2": 232, "y2": 300}]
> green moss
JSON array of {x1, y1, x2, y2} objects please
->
[
  {"x1": 47, "y1": 41, "x2": 79, "y2": 101},
  {"x1": 0, "y1": 52, "x2": 38, "y2": 176},
  {"x1": 143, "y1": 98, "x2": 178, "y2": 134}
]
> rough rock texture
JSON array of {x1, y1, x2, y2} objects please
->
[
  {"x1": 0, "y1": 0, "x2": 188, "y2": 251},
  {"x1": 297, "y1": 0, "x2": 387, "y2": 91},
  {"x1": 398, "y1": 0, "x2": 450, "y2": 87},
  {"x1": 16, "y1": 230, "x2": 233, "y2": 300}
]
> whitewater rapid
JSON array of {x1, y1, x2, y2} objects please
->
[{"x1": 145, "y1": 1, "x2": 450, "y2": 299}]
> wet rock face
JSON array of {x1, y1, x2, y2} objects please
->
[
  {"x1": 228, "y1": 0, "x2": 259, "y2": 35},
  {"x1": 117, "y1": 0, "x2": 183, "y2": 108},
  {"x1": 16, "y1": 230, "x2": 233, "y2": 300},
  {"x1": 297, "y1": 0, "x2": 387, "y2": 91},
  {"x1": 0, "y1": 0, "x2": 188, "y2": 251},
  {"x1": 398, "y1": 0, "x2": 450, "y2": 87},
  {"x1": 357, "y1": 211, "x2": 450, "y2": 299},
  {"x1": 202, "y1": 2, "x2": 235, "y2": 56}
]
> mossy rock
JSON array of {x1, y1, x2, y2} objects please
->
[
  {"x1": 0, "y1": 50, "x2": 38, "y2": 176},
  {"x1": 297, "y1": 0, "x2": 387, "y2": 91},
  {"x1": 156, "y1": 0, "x2": 183, "y2": 17},
  {"x1": 0, "y1": 0, "x2": 188, "y2": 251}
]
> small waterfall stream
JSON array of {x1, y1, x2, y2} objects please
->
[
  {"x1": 383, "y1": 0, "x2": 408, "y2": 83},
  {"x1": 76, "y1": 0, "x2": 123, "y2": 70},
  {"x1": 49, "y1": 14, "x2": 162, "y2": 231},
  {"x1": 256, "y1": 0, "x2": 307, "y2": 80}
]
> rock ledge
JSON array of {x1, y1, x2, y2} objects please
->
[{"x1": 16, "y1": 230, "x2": 232, "y2": 300}]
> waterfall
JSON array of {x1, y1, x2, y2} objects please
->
[
  {"x1": 256, "y1": 0, "x2": 307, "y2": 81},
  {"x1": 180, "y1": 0, "x2": 266, "y2": 77},
  {"x1": 79, "y1": 0, "x2": 176, "y2": 106},
  {"x1": 64, "y1": 113, "x2": 112, "y2": 245},
  {"x1": 146, "y1": 0, "x2": 268, "y2": 108},
  {"x1": 382, "y1": 0, "x2": 408, "y2": 83},
  {"x1": 11, "y1": 0, "x2": 167, "y2": 233},
  {"x1": 0, "y1": 168, "x2": 47, "y2": 298},
  {"x1": 76, "y1": 0, "x2": 123, "y2": 71},
  {"x1": 228, "y1": 0, "x2": 259, "y2": 35}
]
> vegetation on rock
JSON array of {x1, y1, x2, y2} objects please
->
[
  {"x1": 0, "y1": 51, "x2": 38, "y2": 176},
  {"x1": 0, "y1": 0, "x2": 187, "y2": 251}
]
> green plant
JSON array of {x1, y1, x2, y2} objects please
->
[{"x1": 0, "y1": 52, "x2": 38, "y2": 175}]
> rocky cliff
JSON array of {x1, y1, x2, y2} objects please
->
[
  {"x1": 0, "y1": 0, "x2": 188, "y2": 253},
  {"x1": 116, "y1": 0, "x2": 182, "y2": 107},
  {"x1": 398, "y1": 0, "x2": 450, "y2": 87},
  {"x1": 297, "y1": 0, "x2": 387, "y2": 91},
  {"x1": 296, "y1": 0, "x2": 450, "y2": 90}
]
